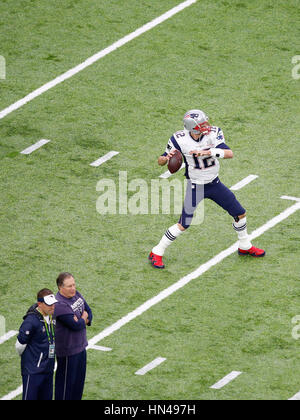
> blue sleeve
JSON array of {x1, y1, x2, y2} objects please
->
[
  {"x1": 56, "y1": 314, "x2": 86, "y2": 331},
  {"x1": 84, "y1": 302, "x2": 93, "y2": 326},
  {"x1": 17, "y1": 316, "x2": 37, "y2": 345},
  {"x1": 169, "y1": 135, "x2": 182, "y2": 153},
  {"x1": 216, "y1": 143, "x2": 231, "y2": 150},
  {"x1": 162, "y1": 134, "x2": 182, "y2": 157}
]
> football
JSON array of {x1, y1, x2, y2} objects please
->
[{"x1": 168, "y1": 150, "x2": 183, "y2": 174}]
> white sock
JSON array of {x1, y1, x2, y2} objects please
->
[
  {"x1": 152, "y1": 224, "x2": 184, "y2": 256},
  {"x1": 233, "y1": 217, "x2": 252, "y2": 250}
]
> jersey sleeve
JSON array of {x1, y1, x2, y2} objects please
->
[
  {"x1": 17, "y1": 316, "x2": 36, "y2": 345},
  {"x1": 214, "y1": 127, "x2": 231, "y2": 150},
  {"x1": 161, "y1": 135, "x2": 178, "y2": 156}
]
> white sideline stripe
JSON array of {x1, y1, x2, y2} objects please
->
[
  {"x1": 248, "y1": 201, "x2": 300, "y2": 241},
  {"x1": 0, "y1": 330, "x2": 18, "y2": 345},
  {"x1": 87, "y1": 199, "x2": 300, "y2": 348},
  {"x1": 281, "y1": 195, "x2": 300, "y2": 202},
  {"x1": 210, "y1": 371, "x2": 242, "y2": 389},
  {"x1": 1, "y1": 385, "x2": 23, "y2": 401},
  {"x1": 90, "y1": 345, "x2": 112, "y2": 352},
  {"x1": 230, "y1": 175, "x2": 258, "y2": 191},
  {"x1": 20, "y1": 139, "x2": 50, "y2": 155},
  {"x1": 159, "y1": 163, "x2": 185, "y2": 178},
  {"x1": 3, "y1": 199, "x2": 300, "y2": 400},
  {"x1": 90, "y1": 151, "x2": 119, "y2": 167},
  {"x1": 289, "y1": 391, "x2": 300, "y2": 400},
  {"x1": 0, "y1": 0, "x2": 197, "y2": 121},
  {"x1": 135, "y1": 357, "x2": 166, "y2": 375}
]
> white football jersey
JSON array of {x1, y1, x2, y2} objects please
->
[{"x1": 164, "y1": 126, "x2": 229, "y2": 184}]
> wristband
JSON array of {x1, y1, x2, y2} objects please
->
[{"x1": 210, "y1": 148, "x2": 225, "y2": 158}]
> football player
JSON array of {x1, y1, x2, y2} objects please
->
[{"x1": 149, "y1": 109, "x2": 265, "y2": 269}]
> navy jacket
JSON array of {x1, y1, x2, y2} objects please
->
[{"x1": 17, "y1": 304, "x2": 55, "y2": 375}]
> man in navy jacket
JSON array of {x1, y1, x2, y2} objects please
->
[{"x1": 16, "y1": 289, "x2": 57, "y2": 400}]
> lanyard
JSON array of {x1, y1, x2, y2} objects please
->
[{"x1": 41, "y1": 314, "x2": 55, "y2": 344}]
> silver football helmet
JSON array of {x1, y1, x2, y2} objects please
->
[{"x1": 183, "y1": 109, "x2": 211, "y2": 135}]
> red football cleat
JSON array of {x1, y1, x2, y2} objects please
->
[
  {"x1": 148, "y1": 252, "x2": 165, "y2": 269},
  {"x1": 238, "y1": 246, "x2": 265, "y2": 257}
]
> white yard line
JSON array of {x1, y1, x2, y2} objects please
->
[
  {"x1": 87, "y1": 199, "x2": 300, "y2": 348},
  {"x1": 2, "y1": 198, "x2": 300, "y2": 400},
  {"x1": 20, "y1": 139, "x2": 50, "y2": 155},
  {"x1": 1, "y1": 385, "x2": 23, "y2": 401},
  {"x1": 230, "y1": 175, "x2": 258, "y2": 191},
  {"x1": 135, "y1": 357, "x2": 166, "y2": 375},
  {"x1": 210, "y1": 371, "x2": 242, "y2": 389},
  {"x1": 87, "y1": 241, "x2": 240, "y2": 350},
  {"x1": 90, "y1": 151, "x2": 119, "y2": 167},
  {"x1": 0, "y1": 0, "x2": 197, "y2": 121},
  {"x1": 0, "y1": 330, "x2": 18, "y2": 345},
  {"x1": 281, "y1": 195, "x2": 300, "y2": 202},
  {"x1": 289, "y1": 390, "x2": 300, "y2": 400},
  {"x1": 248, "y1": 200, "x2": 300, "y2": 242},
  {"x1": 89, "y1": 345, "x2": 112, "y2": 352}
]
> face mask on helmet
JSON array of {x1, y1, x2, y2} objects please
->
[{"x1": 183, "y1": 110, "x2": 211, "y2": 135}]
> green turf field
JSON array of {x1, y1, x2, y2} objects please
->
[{"x1": 0, "y1": 0, "x2": 300, "y2": 400}]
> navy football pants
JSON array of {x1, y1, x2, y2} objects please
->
[
  {"x1": 22, "y1": 372, "x2": 53, "y2": 400},
  {"x1": 179, "y1": 178, "x2": 246, "y2": 229},
  {"x1": 55, "y1": 350, "x2": 87, "y2": 400}
]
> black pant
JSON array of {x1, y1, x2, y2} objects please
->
[
  {"x1": 179, "y1": 178, "x2": 246, "y2": 229},
  {"x1": 22, "y1": 372, "x2": 53, "y2": 400},
  {"x1": 55, "y1": 350, "x2": 87, "y2": 400}
]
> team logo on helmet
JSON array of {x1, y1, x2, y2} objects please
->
[{"x1": 183, "y1": 109, "x2": 211, "y2": 135}]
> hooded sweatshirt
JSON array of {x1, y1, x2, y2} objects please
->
[
  {"x1": 54, "y1": 291, "x2": 92, "y2": 357},
  {"x1": 17, "y1": 304, "x2": 55, "y2": 375}
]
